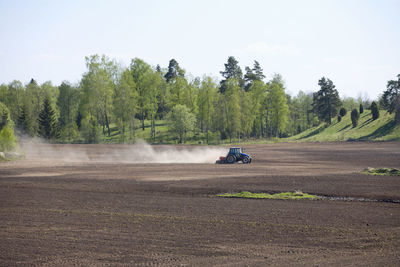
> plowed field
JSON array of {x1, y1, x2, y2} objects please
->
[{"x1": 1, "y1": 142, "x2": 399, "y2": 266}]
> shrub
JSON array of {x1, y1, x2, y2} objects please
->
[
  {"x1": 0, "y1": 102, "x2": 16, "y2": 151},
  {"x1": 339, "y1": 107, "x2": 347, "y2": 117},
  {"x1": 81, "y1": 116, "x2": 101, "y2": 143},
  {"x1": 371, "y1": 101, "x2": 379, "y2": 120},
  {"x1": 359, "y1": 103, "x2": 364, "y2": 114},
  {"x1": 351, "y1": 109, "x2": 359, "y2": 127},
  {"x1": 337, "y1": 115, "x2": 342, "y2": 122},
  {"x1": 0, "y1": 126, "x2": 16, "y2": 151}
]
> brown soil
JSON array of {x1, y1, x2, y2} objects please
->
[{"x1": 1, "y1": 142, "x2": 400, "y2": 266}]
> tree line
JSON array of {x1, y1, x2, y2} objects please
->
[{"x1": 0, "y1": 55, "x2": 399, "y2": 146}]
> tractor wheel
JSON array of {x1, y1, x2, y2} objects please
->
[
  {"x1": 226, "y1": 155, "x2": 235, "y2": 164},
  {"x1": 242, "y1": 156, "x2": 250, "y2": 164}
]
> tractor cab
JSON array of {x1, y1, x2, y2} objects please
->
[
  {"x1": 229, "y1": 147, "x2": 243, "y2": 158},
  {"x1": 216, "y1": 147, "x2": 252, "y2": 164}
]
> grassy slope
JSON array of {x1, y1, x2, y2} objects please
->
[
  {"x1": 97, "y1": 110, "x2": 398, "y2": 144},
  {"x1": 101, "y1": 120, "x2": 215, "y2": 144},
  {"x1": 288, "y1": 110, "x2": 400, "y2": 142},
  {"x1": 102, "y1": 120, "x2": 171, "y2": 144}
]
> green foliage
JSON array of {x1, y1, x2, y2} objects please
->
[
  {"x1": 57, "y1": 82, "x2": 80, "y2": 141},
  {"x1": 218, "y1": 78, "x2": 241, "y2": 141},
  {"x1": 113, "y1": 69, "x2": 137, "y2": 142},
  {"x1": 17, "y1": 103, "x2": 33, "y2": 136},
  {"x1": 342, "y1": 97, "x2": 358, "y2": 113},
  {"x1": 2, "y1": 55, "x2": 397, "y2": 145},
  {"x1": 248, "y1": 80, "x2": 268, "y2": 138},
  {"x1": 81, "y1": 116, "x2": 101, "y2": 143},
  {"x1": 130, "y1": 58, "x2": 153, "y2": 131},
  {"x1": 4, "y1": 80, "x2": 24, "y2": 123},
  {"x1": 244, "y1": 60, "x2": 265, "y2": 91},
  {"x1": 0, "y1": 102, "x2": 16, "y2": 151},
  {"x1": 382, "y1": 74, "x2": 400, "y2": 124},
  {"x1": 217, "y1": 191, "x2": 320, "y2": 200},
  {"x1": 371, "y1": 101, "x2": 379, "y2": 120},
  {"x1": 25, "y1": 79, "x2": 44, "y2": 133},
  {"x1": 197, "y1": 76, "x2": 217, "y2": 143},
  {"x1": 80, "y1": 55, "x2": 116, "y2": 137},
  {"x1": 289, "y1": 110, "x2": 400, "y2": 141},
  {"x1": 312, "y1": 77, "x2": 341, "y2": 124},
  {"x1": 361, "y1": 167, "x2": 400, "y2": 176},
  {"x1": 164, "y1": 59, "x2": 185, "y2": 83},
  {"x1": 38, "y1": 97, "x2": 60, "y2": 140},
  {"x1": 166, "y1": 104, "x2": 196, "y2": 143},
  {"x1": 351, "y1": 109, "x2": 359, "y2": 127},
  {"x1": 267, "y1": 78, "x2": 289, "y2": 137},
  {"x1": 220, "y1": 56, "x2": 244, "y2": 92},
  {"x1": 0, "y1": 126, "x2": 16, "y2": 151},
  {"x1": 339, "y1": 107, "x2": 347, "y2": 117},
  {"x1": 57, "y1": 82, "x2": 79, "y2": 127},
  {"x1": 286, "y1": 91, "x2": 315, "y2": 136},
  {"x1": 239, "y1": 89, "x2": 253, "y2": 138},
  {"x1": 60, "y1": 122, "x2": 80, "y2": 142},
  {"x1": 0, "y1": 102, "x2": 10, "y2": 131}
]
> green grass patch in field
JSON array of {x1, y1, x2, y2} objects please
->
[
  {"x1": 217, "y1": 191, "x2": 320, "y2": 200},
  {"x1": 361, "y1": 167, "x2": 400, "y2": 176}
]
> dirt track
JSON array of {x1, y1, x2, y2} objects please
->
[{"x1": 1, "y1": 142, "x2": 400, "y2": 266}]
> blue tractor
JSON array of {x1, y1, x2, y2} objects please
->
[{"x1": 216, "y1": 147, "x2": 252, "y2": 164}]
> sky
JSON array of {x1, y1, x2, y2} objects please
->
[{"x1": 0, "y1": 0, "x2": 399, "y2": 100}]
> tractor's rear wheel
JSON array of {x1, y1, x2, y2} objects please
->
[
  {"x1": 226, "y1": 155, "x2": 235, "y2": 164},
  {"x1": 242, "y1": 156, "x2": 250, "y2": 164}
]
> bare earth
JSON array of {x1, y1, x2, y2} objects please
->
[{"x1": 1, "y1": 142, "x2": 400, "y2": 266}]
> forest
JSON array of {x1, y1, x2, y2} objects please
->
[{"x1": 0, "y1": 55, "x2": 399, "y2": 149}]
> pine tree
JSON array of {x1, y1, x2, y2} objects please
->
[
  {"x1": 164, "y1": 59, "x2": 185, "y2": 83},
  {"x1": 371, "y1": 101, "x2": 379, "y2": 120},
  {"x1": 339, "y1": 107, "x2": 347, "y2": 117},
  {"x1": 17, "y1": 104, "x2": 32, "y2": 135},
  {"x1": 38, "y1": 97, "x2": 60, "y2": 139},
  {"x1": 351, "y1": 109, "x2": 359, "y2": 127},
  {"x1": 244, "y1": 60, "x2": 265, "y2": 91},
  {"x1": 382, "y1": 74, "x2": 400, "y2": 124},
  {"x1": 220, "y1": 56, "x2": 244, "y2": 93},
  {"x1": 312, "y1": 77, "x2": 342, "y2": 124},
  {"x1": 76, "y1": 111, "x2": 83, "y2": 130}
]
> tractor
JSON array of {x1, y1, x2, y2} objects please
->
[{"x1": 216, "y1": 147, "x2": 252, "y2": 164}]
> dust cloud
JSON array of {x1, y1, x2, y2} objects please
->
[{"x1": 20, "y1": 139, "x2": 227, "y2": 164}]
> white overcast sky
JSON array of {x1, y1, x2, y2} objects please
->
[{"x1": 0, "y1": 0, "x2": 399, "y2": 100}]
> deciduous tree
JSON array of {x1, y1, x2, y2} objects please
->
[
  {"x1": 167, "y1": 104, "x2": 196, "y2": 143},
  {"x1": 266, "y1": 78, "x2": 289, "y2": 137},
  {"x1": 197, "y1": 76, "x2": 217, "y2": 143},
  {"x1": 113, "y1": 69, "x2": 137, "y2": 141}
]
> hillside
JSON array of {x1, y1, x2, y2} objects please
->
[
  {"x1": 288, "y1": 110, "x2": 400, "y2": 142},
  {"x1": 67, "y1": 110, "x2": 399, "y2": 145}
]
